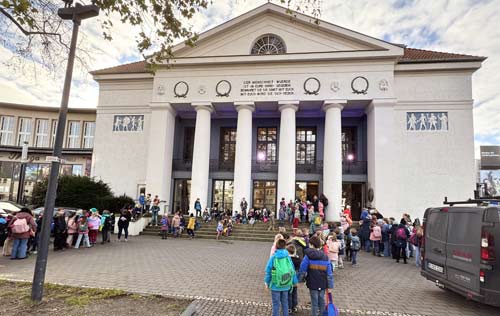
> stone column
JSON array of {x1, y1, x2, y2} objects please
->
[
  {"x1": 145, "y1": 102, "x2": 176, "y2": 211},
  {"x1": 189, "y1": 102, "x2": 214, "y2": 213},
  {"x1": 277, "y1": 101, "x2": 299, "y2": 214},
  {"x1": 323, "y1": 100, "x2": 346, "y2": 222},
  {"x1": 366, "y1": 99, "x2": 397, "y2": 216},
  {"x1": 232, "y1": 102, "x2": 255, "y2": 213}
]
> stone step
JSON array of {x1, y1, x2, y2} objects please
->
[
  {"x1": 142, "y1": 228, "x2": 279, "y2": 238},
  {"x1": 140, "y1": 230, "x2": 273, "y2": 242}
]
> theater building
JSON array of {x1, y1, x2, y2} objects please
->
[{"x1": 90, "y1": 3, "x2": 485, "y2": 221}]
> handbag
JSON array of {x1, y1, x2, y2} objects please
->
[{"x1": 323, "y1": 292, "x2": 339, "y2": 316}]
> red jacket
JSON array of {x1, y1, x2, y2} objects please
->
[{"x1": 9, "y1": 211, "x2": 36, "y2": 239}]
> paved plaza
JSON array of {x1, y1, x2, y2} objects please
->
[{"x1": 0, "y1": 236, "x2": 499, "y2": 316}]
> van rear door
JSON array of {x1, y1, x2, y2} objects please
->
[
  {"x1": 445, "y1": 208, "x2": 482, "y2": 293},
  {"x1": 424, "y1": 208, "x2": 449, "y2": 279}
]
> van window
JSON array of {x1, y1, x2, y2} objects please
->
[
  {"x1": 447, "y1": 213, "x2": 476, "y2": 245},
  {"x1": 427, "y1": 211, "x2": 447, "y2": 242}
]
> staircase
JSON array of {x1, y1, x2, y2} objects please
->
[{"x1": 141, "y1": 220, "x2": 311, "y2": 242}]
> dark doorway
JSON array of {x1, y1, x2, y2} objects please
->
[
  {"x1": 296, "y1": 181, "x2": 319, "y2": 202},
  {"x1": 342, "y1": 183, "x2": 364, "y2": 221}
]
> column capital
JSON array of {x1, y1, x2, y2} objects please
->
[
  {"x1": 191, "y1": 102, "x2": 214, "y2": 113},
  {"x1": 278, "y1": 100, "x2": 300, "y2": 112},
  {"x1": 323, "y1": 99, "x2": 347, "y2": 111},
  {"x1": 149, "y1": 102, "x2": 176, "y2": 116},
  {"x1": 365, "y1": 98, "x2": 397, "y2": 114},
  {"x1": 234, "y1": 101, "x2": 255, "y2": 112}
]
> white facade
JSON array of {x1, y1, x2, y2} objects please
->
[{"x1": 91, "y1": 3, "x2": 484, "y2": 221}]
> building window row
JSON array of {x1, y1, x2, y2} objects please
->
[{"x1": 0, "y1": 116, "x2": 95, "y2": 149}]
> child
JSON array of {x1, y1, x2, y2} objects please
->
[
  {"x1": 270, "y1": 233, "x2": 284, "y2": 257},
  {"x1": 100, "y1": 210, "x2": 113, "y2": 244},
  {"x1": 350, "y1": 228, "x2": 361, "y2": 266},
  {"x1": 179, "y1": 215, "x2": 186, "y2": 235},
  {"x1": 187, "y1": 214, "x2": 196, "y2": 239},
  {"x1": 74, "y1": 216, "x2": 90, "y2": 249},
  {"x1": 227, "y1": 219, "x2": 233, "y2": 236},
  {"x1": 160, "y1": 215, "x2": 169, "y2": 239},
  {"x1": 370, "y1": 221, "x2": 382, "y2": 256},
  {"x1": 326, "y1": 234, "x2": 340, "y2": 271},
  {"x1": 287, "y1": 244, "x2": 300, "y2": 314},
  {"x1": 335, "y1": 228, "x2": 345, "y2": 269},
  {"x1": 87, "y1": 208, "x2": 101, "y2": 246},
  {"x1": 216, "y1": 221, "x2": 223, "y2": 240},
  {"x1": 265, "y1": 239, "x2": 298, "y2": 316},
  {"x1": 298, "y1": 236, "x2": 334, "y2": 316},
  {"x1": 301, "y1": 227, "x2": 310, "y2": 247},
  {"x1": 344, "y1": 227, "x2": 352, "y2": 262}
]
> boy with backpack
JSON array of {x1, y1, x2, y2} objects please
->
[
  {"x1": 350, "y1": 228, "x2": 361, "y2": 266},
  {"x1": 298, "y1": 235, "x2": 334, "y2": 316},
  {"x1": 265, "y1": 239, "x2": 298, "y2": 316},
  {"x1": 286, "y1": 244, "x2": 301, "y2": 314},
  {"x1": 394, "y1": 219, "x2": 410, "y2": 264}
]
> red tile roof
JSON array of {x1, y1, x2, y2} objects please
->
[{"x1": 90, "y1": 48, "x2": 486, "y2": 75}]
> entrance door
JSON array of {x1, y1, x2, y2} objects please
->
[
  {"x1": 342, "y1": 183, "x2": 364, "y2": 220},
  {"x1": 296, "y1": 181, "x2": 319, "y2": 202},
  {"x1": 173, "y1": 179, "x2": 191, "y2": 214}
]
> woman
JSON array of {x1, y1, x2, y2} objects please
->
[
  {"x1": 53, "y1": 210, "x2": 67, "y2": 251},
  {"x1": 359, "y1": 209, "x2": 371, "y2": 252},
  {"x1": 117, "y1": 208, "x2": 131, "y2": 241},
  {"x1": 8, "y1": 207, "x2": 36, "y2": 259}
]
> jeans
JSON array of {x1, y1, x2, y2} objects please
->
[
  {"x1": 415, "y1": 246, "x2": 421, "y2": 267},
  {"x1": 118, "y1": 225, "x2": 129, "y2": 240},
  {"x1": 74, "y1": 234, "x2": 90, "y2": 248},
  {"x1": 364, "y1": 239, "x2": 371, "y2": 252},
  {"x1": 187, "y1": 229, "x2": 194, "y2": 237},
  {"x1": 11, "y1": 238, "x2": 28, "y2": 259},
  {"x1": 101, "y1": 228, "x2": 110, "y2": 243},
  {"x1": 383, "y1": 241, "x2": 390, "y2": 257},
  {"x1": 288, "y1": 286, "x2": 298, "y2": 310},
  {"x1": 151, "y1": 210, "x2": 159, "y2": 226},
  {"x1": 351, "y1": 250, "x2": 358, "y2": 265},
  {"x1": 373, "y1": 240, "x2": 380, "y2": 255},
  {"x1": 310, "y1": 289, "x2": 325, "y2": 316},
  {"x1": 271, "y1": 290, "x2": 289, "y2": 316}
]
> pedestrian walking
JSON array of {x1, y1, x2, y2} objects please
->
[
  {"x1": 74, "y1": 216, "x2": 91, "y2": 249},
  {"x1": 53, "y1": 210, "x2": 67, "y2": 251},
  {"x1": 187, "y1": 213, "x2": 196, "y2": 239},
  {"x1": 117, "y1": 208, "x2": 131, "y2": 242},
  {"x1": 350, "y1": 228, "x2": 361, "y2": 265}
]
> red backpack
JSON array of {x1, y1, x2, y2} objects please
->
[{"x1": 396, "y1": 227, "x2": 407, "y2": 240}]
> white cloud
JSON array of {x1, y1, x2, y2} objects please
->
[{"x1": 0, "y1": 0, "x2": 499, "y2": 155}]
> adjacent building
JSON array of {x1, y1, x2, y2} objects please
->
[
  {"x1": 90, "y1": 3, "x2": 485, "y2": 220},
  {"x1": 0, "y1": 102, "x2": 96, "y2": 203}
]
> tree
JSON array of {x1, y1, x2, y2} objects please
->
[
  {"x1": 0, "y1": 0, "x2": 321, "y2": 72},
  {"x1": 31, "y1": 175, "x2": 134, "y2": 212}
]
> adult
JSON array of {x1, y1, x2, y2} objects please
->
[
  {"x1": 145, "y1": 193, "x2": 152, "y2": 213},
  {"x1": 394, "y1": 219, "x2": 410, "y2": 264},
  {"x1": 240, "y1": 197, "x2": 248, "y2": 219},
  {"x1": 8, "y1": 207, "x2": 36, "y2": 259},
  {"x1": 53, "y1": 210, "x2": 67, "y2": 251},
  {"x1": 0, "y1": 210, "x2": 8, "y2": 247},
  {"x1": 151, "y1": 195, "x2": 160, "y2": 226},
  {"x1": 359, "y1": 208, "x2": 371, "y2": 252},
  {"x1": 312, "y1": 195, "x2": 319, "y2": 213},
  {"x1": 194, "y1": 197, "x2": 202, "y2": 218},
  {"x1": 138, "y1": 193, "x2": 145, "y2": 213},
  {"x1": 117, "y1": 208, "x2": 131, "y2": 242}
]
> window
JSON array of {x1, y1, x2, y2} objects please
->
[
  {"x1": 220, "y1": 128, "x2": 237, "y2": 164},
  {"x1": 296, "y1": 127, "x2": 316, "y2": 165},
  {"x1": 83, "y1": 121, "x2": 96, "y2": 149},
  {"x1": 66, "y1": 121, "x2": 81, "y2": 148},
  {"x1": 256, "y1": 127, "x2": 277, "y2": 162},
  {"x1": 17, "y1": 117, "x2": 33, "y2": 146},
  {"x1": 183, "y1": 127, "x2": 195, "y2": 162},
  {"x1": 213, "y1": 180, "x2": 234, "y2": 211},
  {"x1": 0, "y1": 116, "x2": 14, "y2": 145},
  {"x1": 173, "y1": 179, "x2": 191, "y2": 214},
  {"x1": 251, "y1": 34, "x2": 286, "y2": 55},
  {"x1": 35, "y1": 119, "x2": 49, "y2": 147},
  {"x1": 342, "y1": 127, "x2": 357, "y2": 160},
  {"x1": 51, "y1": 120, "x2": 58, "y2": 147},
  {"x1": 426, "y1": 211, "x2": 448, "y2": 242},
  {"x1": 253, "y1": 181, "x2": 276, "y2": 212}
]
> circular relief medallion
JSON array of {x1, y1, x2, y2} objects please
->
[
  {"x1": 351, "y1": 76, "x2": 369, "y2": 95},
  {"x1": 216, "y1": 80, "x2": 231, "y2": 97},
  {"x1": 304, "y1": 77, "x2": 321, "y2": 95},
  {"x1": 198, "y1": 85, "x2": 207, "y2": 95},
  {"x1": 378, "y1": 79, "x2": 389, "y2": 91},
  {"x1": 174, "y1": 81, "x2": 189, "y2": 98}
]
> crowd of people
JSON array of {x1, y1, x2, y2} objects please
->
[
  {"x1": 263, "y1": 204, "x2": 424, "y2": 316},
  {"x1": 0, "y1": 206, "x2": 136, "y2": 259}
]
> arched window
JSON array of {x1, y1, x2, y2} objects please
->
[{"x1": 251, "y1": 34, "x2": 286, "y2": 55}]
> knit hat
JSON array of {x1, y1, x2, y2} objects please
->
[{"x1": 90, "y1": 208, "x2": 98, "y2": 213}]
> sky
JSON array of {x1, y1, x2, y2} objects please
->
[{"x1": 0, "y1": 0, "x2": 499, "y2": 156}]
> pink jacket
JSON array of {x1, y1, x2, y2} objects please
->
[
  {"x1": 327, "y1": 239, "x2": 339, "y2": 261},
  {"x1": 67, "y1": 217, "x2": 78, "y2": 234},
  {"x1": 370, "y1": 225, "x2": 382, "y2": 241}
]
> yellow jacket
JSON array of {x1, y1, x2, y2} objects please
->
[{"x1": 187, "y1": 217, "x2": 196, "y2": 230}]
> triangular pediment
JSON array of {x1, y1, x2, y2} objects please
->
[{"x1": 172, "y1": 3, "x2": 403, "y2": 59}]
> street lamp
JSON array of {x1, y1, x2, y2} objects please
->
[
  {"x1": 16, "y1": 141, "x2": 29, "y2": 204},
  {"x1": 31, "y1": 2, "x2": 99, "y2": 302}
]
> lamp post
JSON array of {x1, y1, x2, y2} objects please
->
[
  {"x1": 16, "y1": 141, "x2": 29, "y2": 204},
  {"x1": 31, "y1": 2, "x2": 99, "y2": 302}
]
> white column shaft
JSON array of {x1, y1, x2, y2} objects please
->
[
  {"x1": 233, "y1": 104, "x2": 254, "y2": 212},
  {"x1": 145, "y1": 104, "x2": 176, "y2": 211},
  {"x1": 277, "y1": 104, "x2": 298, "y2": 213},
  {"x1": 190, "y1": 106, "x2": 212, "y2": 212},
  {"x1": 323, "y1": 104, "x2": 343, "y2": 222}
]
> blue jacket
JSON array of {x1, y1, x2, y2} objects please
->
[
  {"x1": 264, "y1": 249, "x2": 298, "y2": 291},
  {"x1": 298, "y1": 248, "x2": 334, "y2": 290}
]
